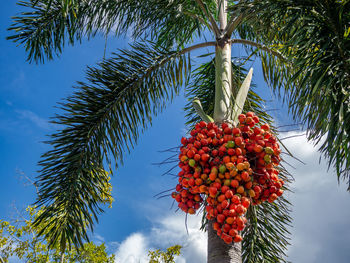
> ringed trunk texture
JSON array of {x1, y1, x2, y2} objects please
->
[{"x1": 207, "y1": 220, "x2": 242, "y2": 263}]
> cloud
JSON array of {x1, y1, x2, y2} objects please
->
[
  {"x1": 15, "y1": 109, "x2": 55, "y2": 131},
  {"x1": 282, "y1": 132, "x2": 350, "y2": 263},
  {"x1": 114, "y1": 233, "x2": 149, "y2": 263},
  {"x1": 112, "y1": 213, "x2": 207, "y2": 263},
  {"x1": 112, "y1": 132, "x2": 350, "y2": 263}
]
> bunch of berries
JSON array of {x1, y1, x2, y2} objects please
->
[{"x1": 171, "y1": 112, "x2": 284, "y2": 244}]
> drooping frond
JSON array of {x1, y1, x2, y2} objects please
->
[
  {"x1": 33, "y1": 41, "x2": 191, "y2": 248},
  {"x1": 184, "y1": 58, "x2": 292, "y2": 262},
  {"x1": 7, "y1": 0, "x2": 213, "y2": 63},
  {"x1": 231, "y1": 0, "x2": 350, "y2": 186}
]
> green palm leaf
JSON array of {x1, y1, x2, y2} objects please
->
[
  {"x1": 33, "y1": 41, "x2": 191, "y2": 248},
  {"x1": 7, "y1": 0, "x2": 211, "y2": 62},
  {"x1": 231, "y1": 0, "x2": 350, "y2": 186}
]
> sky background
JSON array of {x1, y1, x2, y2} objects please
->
[{"x1": 1, "y1": 1, "x2": 350, "y2": 263}]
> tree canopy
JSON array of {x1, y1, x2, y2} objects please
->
[{"x1": 7, "y1": 0, "x2": 350, "y2": 261}]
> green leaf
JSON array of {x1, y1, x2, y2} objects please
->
[
  {"x1": 7, "y1": 0, "x2": 207, "y2": 63},
  {"x1": 231, "y1": 0, "x2": 350, "y2": 186},
  {"x1": 33, "y1": 41, "x2": 191, "y2": 249}
]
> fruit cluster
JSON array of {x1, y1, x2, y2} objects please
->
[{"x1": 171, "y1": 112, "x2": 284, "y2": 244}]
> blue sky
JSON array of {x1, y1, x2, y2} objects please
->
[{"x1": 1, "y1": 1, "x2": 350, "y2": 263}]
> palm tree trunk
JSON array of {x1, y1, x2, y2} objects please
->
[
  {"x1": 208, "y1": 1, "x2": 242, "y2": 262},
  {"x1": 208, "y1": 221, "x2": 242, "y2": 263}
]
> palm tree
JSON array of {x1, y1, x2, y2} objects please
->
[{"x1": 7, "y1": 0, "x2": 349, "y2": 262}]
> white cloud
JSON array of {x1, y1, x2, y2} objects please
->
[
  {"x1": 114, "y1": 233, "x2": 149, "y2": 263},
  {"x1": 112, "y1": 213, "x2": 207, "y2": 263},
  {"x1": 282, "y1": 132, "x2": 350, "y2": 263},
  {"x1": 15, "y1": 109, "x2": 55, "y2": 131}
]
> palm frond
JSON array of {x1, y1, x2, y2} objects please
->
[
  {"x1": 7, "y1": 0, "x2": 211, "y2": 63},
  {"x1": 184, "y1": 58, "x2": 292, "y2": 262},
  {"x1": 231, "y1": 0, "x2": 350, "y2": 186},
  {"x1": 33, "y1": 41, "x2": 191, "y2": 249}
]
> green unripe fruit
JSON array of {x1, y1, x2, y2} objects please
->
[
  {"x1": 264, "y1": 154, "x2": 272, "y2": 163},
  {"x1": 224, "y1": 179, "x2": 231, "y2": 186},
  {"x1": 189, "y1": 159, "x2": 196, "y2": 167},
  {"x1": 219, "y1": 165, "x2": 227, "y2": 174},
  {"x1": 265, "y1": 147, "x2": 274, "y2": 154},
  {"x1": 226, "y1": 141, "x2": 235, "y2": 148}
]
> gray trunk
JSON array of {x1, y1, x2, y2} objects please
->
[{"x1": 207, "y1": 221, "x2": 242, "y2": 263}]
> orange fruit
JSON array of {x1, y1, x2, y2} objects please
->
[
  {"x1": 236, "y1": 163, "x2": 245, "y2": 171},
  {"x1": 230, "y1": 179, "x2": 239, "y2": 188},
  {"x1": 237, "y1": 186, "x2": 245, "y2": 194}
]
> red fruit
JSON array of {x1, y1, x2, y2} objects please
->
[
  {"x1": 222, "y1": 200, "x2": 229, "y2": 209},
  {"x1": 175, "y1": 195, "x2": 181, "y2": 202},
  {"x1": 211, "y1": 149, "x2": 218, "y2": 157},
  {"x1": 213, "y1": 222, "x2": 220, "y2": 231},
  {"x1": 225, "y1": 190, "x2": 234, "y2": 199},
  {"x1": 222, "y1": 123, "x2": 229, "y2": 129},
  {"x1": 231, "y1": 127, "x2": 239, "y2": 135},
  {"x1": 234, "y1": 235, "x2": 243, "y2": 242},
  {"x1": 221, "y1": 185, "x2": 229, "y2": 193},
  {"x1": 188, "y1": 178, "x2": 195, "y2": 186},
  {"x1": 224, "y1": 127, "x2": 232, "y2": 134},
  {"x1": 223, "y1": 223, "x2": 231, "y2": 233},
  {"x1": 246, "y1": 112, "x2": 254, "y2": 118},
  {"x1": 276, "y1": 189, "x2": 284, "y2": 197},
  {"x1": 229, "y1": 229, "x2": 238, "y2": 237},
  {"x1": 246, "y1": 117, "x2": 253, "y2": 124},
  {"x1": 181, "y1": 137, "x2": 187, "y2": 145},
  {"x1": 254, "y1": 145, "x2": 263, "y2": 153},
  {"x1": 187, "y1": 150, "x2": 195, "y2": 158},
  {"x1": 193, "y1": 178, "x2": 201, "y2": 186},
  {"x1": 223, "y1": 235, "x2": 233, "y2": 244},
  {"x1": 253, "y1": 185, "x2": 262, "y2": 194},
  {"x1": 236, "y1": 217, "x2": 244, "y2": 227},
  {"x1": 268, "y1": 193, "x2": 278, "y2": 203},
  {"x1": 201, "y1": 138, "x2": 208, "y2": 146},
  {"x1": 231, "y1": 195, "x2": 240, "y2": 205},
  {"x1": 212, "y1": 182, "x2": 221, "y2": 189},
  {"x1": 217, "y1": 194, "x2": 226, "y2": 203},
  {"x1": 219, "y1": 145, "x2": 227, "y2": 153},
  {"x1": 234, "y1": 137, "x2": 243, "y2": 146},
  {"x1": 217, "y1": 214, "x2": 226, "y2": 223},
  {"x1": 231, "y1": 179, "x2": 239, "y2": 188},
  {"x1": 241, "y1": 198, "x2": 250, "y2": 208},
  {"x1": 238, "y1": 114, "x2": 246, "y2": 123},
  {"x1": 199, "y1": 121, "x2": 207, "y2": 128},
  {"x1": 209, "y1": 187, "x2": 218, "y2": 197},
  {"x1": 261, "y1": 123, "x2": 270, "y2": 131},
  {"x1": 223, "y1": 209, "x2": 230, "y2": 217},
  {"x1": 235, "y1": 148, "x2": 242, "y2": 156},
  {"x1": 201, "y1": 153, "x2": 210, "y2": 162},
  {"x1": 236, "y1": 205, "x2": 244, "y2": 215},
  {"x1": 227, "y1": 148, "x2": 235, "y2": 156}
]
